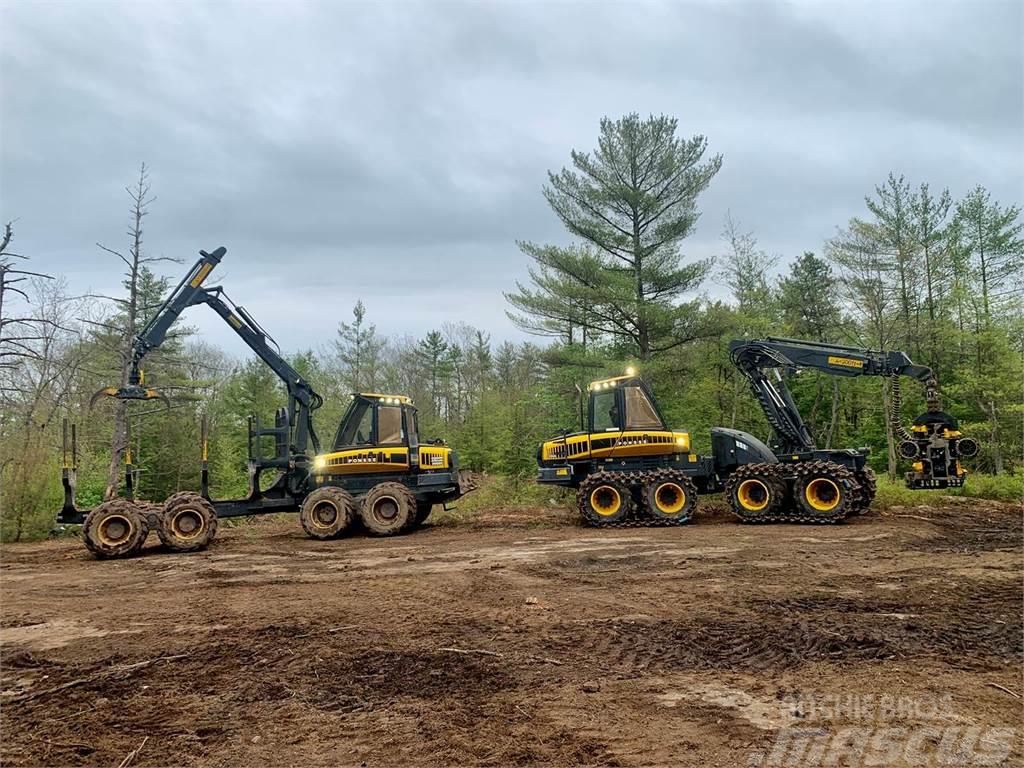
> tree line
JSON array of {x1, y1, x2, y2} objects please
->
[{"x1": 1, "y1": 114, "x2": 1020, "y2": 541}]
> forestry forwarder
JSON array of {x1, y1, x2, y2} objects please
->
[
  {"x1": 536, "y1": 339, "x2": 974, "y2": 527},
  {"x1": 60, "y1": 246, "x2": 474, "y2": 558}
]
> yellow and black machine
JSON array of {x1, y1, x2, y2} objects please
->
[
  {"x1": 536, "y1": 370, "x2": 714, "y2": 527},
  {"x1": 60, "y1": 246, "x2": 474, "y2": 558},
  {"x1": 537, "y1": 338, "x2": 975, "y2": 527}
]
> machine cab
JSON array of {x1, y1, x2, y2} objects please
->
[
  {"x1": 332, "y1": 393, "x2": 419, "y2": 453},
  {"x1": 537, "y1": 372, "x2": 691, "y2": 472},
  {"x1": 311, "y1": 393, "x2": 427, "y2": 476},
  {"x1": 588, "y1": 374, "x2": 668, "y2": 434}
]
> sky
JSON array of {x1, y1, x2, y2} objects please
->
[{"x1": 1, "y1": 0, "x2": 1021, "y2": 358}]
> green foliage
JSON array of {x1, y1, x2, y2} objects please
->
[
  {"x1": 508, "y1": 113, "x2": 719, "y2": 360},
  {"x1": 872, "y1": 473, "x2": 1022, "y2": 510},
  {"x1": 335, "y1": 300, "x2": 385, "y2": 392}
]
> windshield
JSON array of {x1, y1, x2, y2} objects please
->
[
  {"x1": 624, "y1": 386, "x2": 663, "y2": 429},
  {"x1": 336, "y1": 399, "x2": 373, "y2": 447}
]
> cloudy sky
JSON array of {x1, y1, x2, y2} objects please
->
[{"x1": 2, "y1": 0, "x2": 1021, "y2": 356}]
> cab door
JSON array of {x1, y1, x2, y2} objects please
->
[{"x1": 588, "y1": 386, "x2": 623, "y2": 458}]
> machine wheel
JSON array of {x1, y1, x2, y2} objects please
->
[
  {"x1": 643, "y1": 471, "x2": 697, "y2": 524},
  {"x1": 360, "y1": 482, "x2": 415, "y2": 536},
  {"x1": 725, "y1": 464, "x2": 786, "y2": 522},
  {"x1": 83, "y1": 499, "x2": 147, "y2": 559},
  {"x1": 299, "y1": 487, "x2": 356, "y2": 540},
  {"x1": 794, "y1": 462, "x2": 852, "y2": 522},
  {"x1": 578, "y1": 472, "x2": 633, "y2": 526},
  {"x1": 157, "y1": 492, "x2": 218, "y2": 551},
  {"x1": 849, "y1": 467, "x2": 877, "y2": 516}
]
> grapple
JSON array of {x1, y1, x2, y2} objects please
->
[{"x1": 89, "y1": 384, "x2": 170, "y2": 408}]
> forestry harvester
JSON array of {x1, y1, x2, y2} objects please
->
[
  {"x1": 537, "y1": 338, "x2": 975, "y2": 526},
  {"x1": 60, "y1": 246, "x2": 475, "y2": 558}
]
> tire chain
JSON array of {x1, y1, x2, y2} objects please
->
[
  {"x1": 723, "y1": 463, "x2": 787, "y2": 524},
  {"x1": 849, "y1": 466, "x2": 877, "y2": 515},
  {"x1": 576, "y1": 469, "x2": 697, "y2": 529},
  {"x1": 725, "y1": 461, "x2": 861, "y2": 525}
]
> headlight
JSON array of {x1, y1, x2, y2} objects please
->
[{"x1": 314, "y1": 456, "x2": 327, "y2": 470}]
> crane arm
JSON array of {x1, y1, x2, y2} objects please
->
[
  {"x1": 729, "y1": 337, "x2": 939, "y2": 453},
  {"x1": 95, "y1": 246, "x2": 322, "y2": 454},
  {"x1": 124, "y1": 247, "x2": 226, "y2": 387}
]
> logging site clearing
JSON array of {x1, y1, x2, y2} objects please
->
[{"x1": 1, "y1": 496, "x2": 1020, "y2": 767}]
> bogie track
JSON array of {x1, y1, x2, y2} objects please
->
[
  {"x1": 725, "y1": 461, "x2": 860, "y2": 524},
  {"x1": 577, "y1": 469, "x2": 698, "y2": 528}
]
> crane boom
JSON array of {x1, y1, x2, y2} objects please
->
[
  {"x1": 94, "y1": 246, "x2": 322, "y2": 454},
  {"x1": 729, "y1": 337, "x2": 940, "y2": 454}
]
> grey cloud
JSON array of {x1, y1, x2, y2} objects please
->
[{"x1": 1, "y1": 0, "x2": 1020, "y2": 355}]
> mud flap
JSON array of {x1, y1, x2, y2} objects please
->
[{"x1": 458, "y1": 469, "x2": 479, "y2": 495}]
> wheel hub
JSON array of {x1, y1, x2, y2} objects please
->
[
  {"x1": 311, "y1": 501, "x2": 338, "y2": 528},
  {"x1": 171, "y1": 508, "x2": 205, "y2": 539},
  {"x1": 737, "y1": 479, "x2": 770, "y2": 511},
  {"x1": 805, "y1": 478, "x2": 840, "y2": 511},
  {"x1": 655, "y1": 483, "x2": 686, "y2": 514},
  {"x1": 374, "y1": 497, "x2": 399, "y2": 521},
  {"x1": 98, "y1": 515, "x2": 133, "y2": 546},
  {"x1": 590, "y1": 486, "x2": 621, "y2": 516}
]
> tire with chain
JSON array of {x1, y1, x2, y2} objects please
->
[
  {"x1": 577, "y1": 472, "x2": 634, "y2": 526},
  {"x1": 360, "y1": 482, "x2": 415, "y2": 536},
  {"x1": 793, "y1": 461, "x2": 854, "y2": 522},
  {"x1": 299, "y1": 486, "x2": 355, "y2": 540},
  {"x1": 642, "y1": 469, "x2": 697, "y2": 524},
  {"x1": 724, "y1": 464, "x2": 788, "y2": 523},
  {"x1": 848, "y1": 466, "x2": 877, "y2": 516},
  {"x1": 83, "y1": 498, "x2": 148, "y2": 559},
  {"x1": 158, "y1": 492, "x2": 218, "y2": 551}
]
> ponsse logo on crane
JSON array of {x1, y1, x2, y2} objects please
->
[{"x1": 827, "y1": 355, "x2": 866, "y2": 369}]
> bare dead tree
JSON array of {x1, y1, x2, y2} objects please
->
[
  {"x1": 96, "y1": 163, "x2": 177, "y2": 500},
  {"x1": 0, "y1": 222, "x2": 56, "y2": 375}
]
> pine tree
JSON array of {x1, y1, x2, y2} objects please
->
[
  {"x1": 720, "y1": 213, "x2": 778, "y2": 318},
  {"x1": 954, "y1": 186, "x2": 1024, "y2": 325},
  {"x1": 778, "y1": 252, "x2": 843, "y2": 446},
  {"x1": 778, "y1": 252, "x2": 840, "y2": 341},
  {"x1": 335, "y1": 300, "x2": 384, "y2": 392},
  {"x1": 910, "y1": 183, "x2": 954, "y2": 365},
  {"x1": 507, "y1": 113, "x2": 720, "y2": 360},
  {"x1": 415, "y1": 331, "x2": 450, "y2": 419}
]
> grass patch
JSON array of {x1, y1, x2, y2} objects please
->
[
  {"x1": 430, "y1": 474, "x2": 573, "y2": 527},
  {"x1": 873, "y1": 472, "x2": 1022, "y2": 510}
]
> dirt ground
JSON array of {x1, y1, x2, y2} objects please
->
[{"x1": 1, "y1": 497, "x2": 1021, "y2": 767}]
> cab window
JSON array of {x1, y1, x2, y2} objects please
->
[
  {"x1": 408, "y1": 411, "x2": 420, "y2": 447},
  {"x1": 624, "y1": 386, "x2": 663, "y2": 429},
  {"x1": 378, "y1": 405, "x2": 403, "y2": 444},
  {"x1": 337, "y1": 400, "x2": 374, "y2": 446},
  {"x1": 592, "y1": 390, "x2": 620, "y2": 432}
]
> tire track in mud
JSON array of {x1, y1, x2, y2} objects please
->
[{"x1": 550, "y1": 577, "x2": 1022, "y2": 676}]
